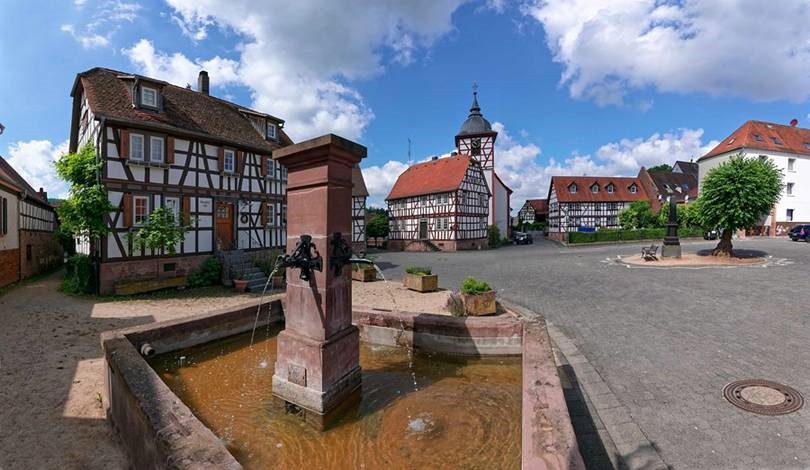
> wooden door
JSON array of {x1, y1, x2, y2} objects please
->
[
  {"x1": 419, "y1": 219, "x2": 428, "y2": 239},
  {"x1": 215, "y1": 202, "x2": 234, "y2": 250}
]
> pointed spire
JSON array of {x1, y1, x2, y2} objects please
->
[{"x1": 469, "y1": 82, "x2": 481, "y2": 117}]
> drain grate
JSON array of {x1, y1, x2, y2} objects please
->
[{"x1": 723, "y1": 379, "x2": 804, "y2": 416}]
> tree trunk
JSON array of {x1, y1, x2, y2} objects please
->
[{"x1": 712, "y1": 229, "x2": 734, "y2": 257}]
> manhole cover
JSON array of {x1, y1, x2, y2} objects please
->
[{"x1": 723, "y1": 379, "x2": 804, "y2": 415}]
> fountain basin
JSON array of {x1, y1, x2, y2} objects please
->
[{"x1": 100, "y1": 296, "x2": 583, "y2": 469}]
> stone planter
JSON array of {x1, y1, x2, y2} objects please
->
[
  {"x1": 462, "y1": 290, "x2": 497, "y2": 316},
  {"x1": 352, "y1": 267, "x2": 377, "y2": 282},
  {"x1": 233, "y1": 279, "x2": 248, "y2": 292},
  {"x1": 403, "y1": 273, "x2": 438, "y2": 292}
]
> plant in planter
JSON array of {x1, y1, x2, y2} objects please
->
[
  {"x1": 403, "y1": 266, "x2": 438, "y2": 292},
  {"x1": 232, "y1": 269, "x2": 249, "y2": 292},
  {"x1": 460, "y1": 277, "x2": 496, "y2": 316},
  {"x1": 351, "y1": 255, "x2": 377, "y2": 282}
]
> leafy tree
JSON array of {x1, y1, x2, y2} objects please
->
[
  {"x1": 366, "y1": 207, "x2": 389, "y2": 238},
  {"x1": 648, "y1": 163, "x2": 672, "y2": 172},
  {"x1": 618, "y1": 201, "x2": 658, "y2": 229},
  {"x1": 487, "y1": 224, "x2": 501, "y2": 247},
  {"x1": 656, "y1": 199, "x2": 702, "y2": 228},
  {"x1": 698, "y1": 154, "x2": 783, "y2": 256},
  {"x1": 54, "y1": 143, "x2": 116, "y2": 240},
  {"x1": 128, "y1": 207, "x2": 188, "y2": 255}
]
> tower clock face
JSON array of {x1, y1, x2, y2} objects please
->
[{"x1": 471, "y1": 138, "x2": 481, "y2": 149}]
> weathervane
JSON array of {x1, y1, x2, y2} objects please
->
[
  {"x1": 0, "y1": 122, "x2": 5, "y2": 135},
  {"x1": 472, "y1": 81, "x2": 479, "y2": 95}
]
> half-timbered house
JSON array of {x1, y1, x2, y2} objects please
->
[
  {"x1": 0, "y1": 157, "x2": 62, "y2": 280},
  {"x1": 517, "y1": 199, "x2": 548, "y2": 226},
  {"x1": 69, "y1": 68, "x2": 292, "y2": 294},
  {"x1": 546, "y1": 176, "x2": 649, "y2": 242},
  {"x1": 455, "y1": 90, "x2": 512, "y2": 238},
  {"x1": 351, "y1": 164, "x2": 368, "y2": 253},
  {"x1": 386, "y1": 154, "x2": 489, "y2": 251}
]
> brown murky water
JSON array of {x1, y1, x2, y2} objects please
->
[{"x1": 151, "y1": 326, "x2": 522, "y2": 469}]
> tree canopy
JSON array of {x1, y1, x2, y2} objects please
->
[
  {"x1": 619, "y1": 201, "x2": 658, "y2": 229},
  {"x1": 366, "y1": 207, "x2": 389, "y2": 238},
  {"x1": 647, "y1": 163, "x2": 672, "y2": 172},
  {"x1": 54, "y1": 143, "x2": 116, "y2": 240},
  {"x1": 698, "y1": 154, "x2": 783, "y2": 255}
]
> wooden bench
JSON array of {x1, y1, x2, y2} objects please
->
[{"x1": 641, "y1": 244, "x2": 658, "y2": 261}]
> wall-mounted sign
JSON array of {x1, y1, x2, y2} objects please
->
[{"x1": 198, "y1": 199, "x2": 212, "y2": 212}]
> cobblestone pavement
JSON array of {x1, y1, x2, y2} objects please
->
[{"x1": 372, "y1": 237, "x2": 810, "y2": 469}]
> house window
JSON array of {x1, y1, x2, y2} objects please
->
[
  {"x1": 282, "y1": 205, "x2": 287, "y2": 226},
  {"x1": 141, "y1": 86, "x2": 158, "y2": 108},
  {"x1": 281, "y1": 165, "x2": 288, "y2": 179},
  {"x1": 787, "y1": 209, "x2": 794, "y2": 222},
  {"x1": 480, "y1": 193, "x2": 487, "y2": 206},
  {"x1": 421, "y1": 196, "x2": 428, "y2": 206},
  {"x1": 629, "y1": 184, "x2": 637, "y2": 194},
  {"x1": 606, "y1": 184, "x2": 614, "y2": 193},
  {"x1": 591, "y1": 184, "x2": 599, "y2": 193},
  {"x1": 223, "y1": 149, "x2": 235, "y2": 173},
  {"x1": 759, "y1": 155, "x2": 768, "y2": 162},
  {"x1": 266, "y1": 158, "x2": 275, "y2": 177},
  {"x1": 753, "y1": 134, "x2": 763, "y2": 142},
  {"x1": 130, "y1": 134, "x2": 145, "y2": 161},
  {"x1": 787, "y1": 182, "x2": 795, "y2": 196},
  {"x1": 150, "y1": 136, "x2": 164, "y2": 163},
  {"x1": 165, "y1": 197, "x2": 180, "y2": 225},
  {"x1": 771, "y1": 136, "x2": 782, "y2": 145},
  {"x1": 804, "y1": 142, "x2": 810, "y2": 150},
  {"x1": 569, "y1": 183, "x2": 577, "y2": 194},
  {"x1": 266, "y1": 204, "x2": 275, "y2": 226},
  {"x1": 788, "y1": 158, "x2": 796, "y2": 172},
  {"x1": 266, "y1": 122, "x2": 277, "y2": 140},
  {"x1": 134, "y1": 196, "x2": 149, "y2": 225}
]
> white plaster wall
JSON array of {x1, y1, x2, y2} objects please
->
[{"x1": 0, "y1": 188, "x2": 19, "y2": 250}]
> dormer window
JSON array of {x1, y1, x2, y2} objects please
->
[
  {"x1": 606, "y1": 184, "x2": 615, "y2": 193},
  {"x1": 771, "y1": 136, "x2": 782, "y2": 145},
  {"x1": 569, "y1": 183, "x2": 577, "y2": 194},
  {"x1": 141, "y1": 86, "x2": 158, "y2": 108},
  {"x1": 629, "y1": 184, "x2": 638, "y2": 194},
  {"x1": 753, "y1": 134, "x2": 763, "y2": 142},
  {"x1": 266, "y1": 122, "x2": 277, "y2": 140},
  {"x1": 591, "y1": 183, "x2": 599, "y2": 193}
]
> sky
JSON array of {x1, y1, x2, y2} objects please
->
[{"x1": 3, "y1": 0, "x2": 810, "y2": 209}]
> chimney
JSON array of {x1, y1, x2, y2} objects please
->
[
  {"x1": 38, "y1": 187, "x2": 47, "y2": 201},
  {"x1": 431, "y1": 156, "x2": 439, "y2": 160},
  {"x1": 198, "y1": 70, "x2": 209, "y2": 95},
  {"x1": 790, "y1": 118, "x2": 798, "y2": 127}
]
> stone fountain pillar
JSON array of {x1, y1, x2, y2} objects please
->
[{"x1": 271, "y1": 134, "x2": 366, "y2": 416}]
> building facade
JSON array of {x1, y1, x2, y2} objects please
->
[
  {"x1": 517, "y1": 199, "x2": 548, "y2": 225},
  {"x1": 455, "y1": 91, "x2": 512, "y2": 238},
  {"x1": 698, "y1": 120, "x2": 810, "y2": 236},
  {"x1": 387, "y1": 155, "x2": 489, "y2": 251},
  {"x1": 351, "y1": 164, "x2": 368, "y2": 253},
  {"x1": 637, "y1": 166, "x2": 698, "y2": 213},
  {"x1": 547, "y1": 176, "x2": 648, "y2": 241},
  {"x1": 0, "y1": 175, "x2": 21, "y2": 288},
  {"x1": 69, "y1": 68, "x2": 291, "y2": 294}
]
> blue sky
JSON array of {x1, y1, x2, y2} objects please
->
[{"x1": 3, "y1": 0, "x2": 810, "y2": 207}]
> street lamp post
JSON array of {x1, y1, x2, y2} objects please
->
[{"x1": 662, "y1": 195, "x2": 682, "y2": 258}]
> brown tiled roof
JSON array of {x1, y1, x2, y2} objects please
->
[
  {"x1": 550, "y1": 176, "x2": 648, "y2": 203},
  {"x1": 647, "y1": 170, "x2": 698, "y2": 202},
  {"x1": 0, "y1": 156, "x2": 47, "y2": 204},
  {"x1": 673, "y1": 160, "x2": 698, "y2": 177},
  {"x1": 526, "y1": 199, "x2": 548, "y2": 214},
  {"x1": 700, "y1": 120, "x2": 810, "y2": 160},
  {"x1": 352, "y1": 164, "x2": 368, "y2": 197},
  {"x1": 74, "y1": 67, "x2": 293, "y2": 153},
  {"x1": 387, "y1": 155, "x2": 478, "y2": 200}
]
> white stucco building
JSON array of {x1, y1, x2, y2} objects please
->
[{"x1": 698, "y1": 119, "x2": 810, "y2": 235}]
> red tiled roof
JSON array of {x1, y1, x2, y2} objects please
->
[
  {"x1": 527, "y1": 199, "x2": 548, "y2": 214},
  {"x1": 0, "y1": 156, "x2": 47, "y2": 203},
  {"x1": 387, "y1": 155, "x2": 476, "y2": 200},
  {"x1": 74, "y1": 68, "x2": 293, "y2": 153},
  {"x1": 352, "y1": 164, "x2": 368, "y2": 197},
  {"x1": 550, "y1": 176, "x2": 648, "y2": 203},
  {"x1": 700, "y1": 120, "x2": 810, "y2": 160}
]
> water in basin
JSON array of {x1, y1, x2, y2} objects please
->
[{"x1": 150, "y1": 326, "x2": 521, "y2": 469}]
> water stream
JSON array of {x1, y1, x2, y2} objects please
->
[{"x1": 372, "y1": 264, "x2": 419, "y2": 392}]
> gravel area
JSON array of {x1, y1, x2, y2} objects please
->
[{"x1": 352, "y1": 279, "x2": 451, "y2": 315}]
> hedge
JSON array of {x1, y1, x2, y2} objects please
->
[
  {"x1": 568, "y1": 227, "x2": 704, "y2": 244},
  {"x1": 61, "y1": 254, "x2": 95, "y2": 294}
]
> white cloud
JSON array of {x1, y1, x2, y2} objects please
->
[
  {"x1": 137, "y1": 0, "x2": 465, "y2": 141},
  {"x1": 5, "y1": 140, "x2": 70, "y2": 199},
  {"x1": 492, "y1": 122, "x2": 718, "y2": 208},
  {"x1": 61, "y1": 0, "x2": 141, "y2": 49},
  {"x1": 123, "y1": 39, "x2": 240, "y2": 89},
  {"x1": 522, "y1": 0, "x2": 810, "y2": 104},
  {"x1": 361, "y1": 161, "x2": 411, "y2": 208}
]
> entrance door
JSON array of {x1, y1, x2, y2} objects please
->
[
  {"x1": 419, "y1": 219, "x2": 428, "y2": 239},
  {"x1": 215, "y1": 202, "x2": 234, "y2": 250}
]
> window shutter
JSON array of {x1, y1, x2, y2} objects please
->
[
  {"x1": 261, "y1": 203, "x2": 268, "y2": 226},
  {"x1": 1, "y1": 197, "x2": 6, "y2": 236},
  {"x1": 120, "y1": 130, "x2": 129, "y2": 159},
  {"x1": 122, "y1": 193, "x2": 133, "y2": 228},
  {"x1": 166, "y1": 136, "x2": 175, "y2": 164},
  {"x1": 182, "y1": 196, "x2": 191, "y2": 225},
  {"x1": 236, "y1": 151, "x2": 244, "y2": 174},
  {"x1": 218, "y1": 147, "x2": 225, "y2": 173},
  {"x1": 260, "y1": 155, "x2": 267, "y2": 177}
]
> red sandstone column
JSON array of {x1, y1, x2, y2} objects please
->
[{"x1": 271, "y1": 134, "x2": 366, "y2": 415}]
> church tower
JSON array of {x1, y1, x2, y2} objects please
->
[{"x1": 455, "y1": 88, "x2": 511, "y2": 238}]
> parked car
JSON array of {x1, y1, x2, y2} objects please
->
[
  {"x1": 704, "y1": 228, "x2": 720, "y2": 240},
  {"x1": 789, "y1": 224, "x2": 810, "y2": 241},
  {"x1": 512, "y1": 231, "x2": 533, "y2": 245}
]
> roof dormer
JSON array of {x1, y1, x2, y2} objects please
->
[
  {"x1": 132, "y1": 78, "x2": 164, "y2": 112},
  {"x1": 590, "y1": 183, "x2": 600, "y2": 193}
]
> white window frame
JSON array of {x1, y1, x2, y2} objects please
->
[
  {"x1": 133, "y1": 196, "x2": 149, "y2": 226},
  {"x1": 629, "y1": 184, "x2": 637, "y2": 194},
  {"x1": 150, "y1": 136, "x2": 164, "y2": 163},
  {"x1": 786, "y1": 209, "x2": 794, "y2": 222},
  {"x1": 266, "y1": 122, "x2": 277, "y2": 140},
  {"x1": 606, "y1": 184, "x2": 614, "y2": 193},
  {"x1": 570, "y1": 184, "x2": 577, "y2": 194},
  {"x1": 266, "y1": 158, "x2": 275, "y2": 178},
  {"x1": 130, "y1": 134, "x2": 145, "y2": 161},
  {"x1": 164, "y1": 197, "x2": 180, "y2": 225},
  {"x1": 223, "y1": 149, "x2": 235, "y2": 173},
  {"x1": 788, "y1": 158, "x2": 796, "y2": 172},
  {"x1": 787, "y1": 182, "x2": 795, "y2": 196},
  {"x1": 141, "y1": 86, "x2": 158, "y2": 108},
  {"x1": 591, "y1": 184, "x2": 599, "y2": 193},
  {"x1": 266, "y1": 204, "x2": 275, "y2": 227}
]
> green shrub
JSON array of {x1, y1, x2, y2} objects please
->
[
  {"x1": 187, "y1": 257, "x2": 222, "y2": 288},
  {"x1": 461, "y1": 277, "x2": 492, "y2": 295},
  {"x1": 568, "y1": 232, "x2": 596, "y2": 243},
  {"x1": 594, "y1": 230, "x2": 620, "y2": 242},
  {"x1": 406, "y1": 265, "x2": 432, "y2": 276},
  {"x1": 253, "y1": 249, "x2": 284, "y2": 277},
  {"x1": 487, "y1": 225, "x2": 501, "y2": 247},
  {"x1": 61, "y1": 254, "x2": 95, "y2": 294}
]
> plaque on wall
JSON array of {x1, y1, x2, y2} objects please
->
[{"x1": 198, "y1": 199, "x2": 212, "y2": 212}]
